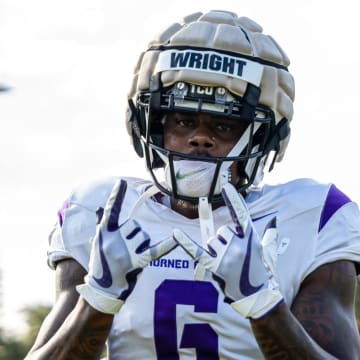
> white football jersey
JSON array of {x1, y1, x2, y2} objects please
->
[{"x1": 48, "y1": 177, "x2": 360, "y2": 360}]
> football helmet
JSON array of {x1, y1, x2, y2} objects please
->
[{"x1": 126, "y1": 10, "x2": 295, "y2": 203}]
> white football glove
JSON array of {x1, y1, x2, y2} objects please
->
[
  {"x1": 77, "y1": 179, "x2": 177, "y2": 314},
  {"x1": 173, "y1": 183, "x2": 283, "y2": 319}
]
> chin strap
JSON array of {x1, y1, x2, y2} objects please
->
[
  {"x1": 195, "y1": 196, "x2": 216, "y2": 280},
  {"x1": 218, "y1": 122, "x2": 261, "y2": 176}
]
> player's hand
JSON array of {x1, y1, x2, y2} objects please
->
[
  {"x1": 173, "y1": 183, "x2": 283, "y2": 319},
  {"x1": 77, "y1": 179, "x2": 177, "y2": 314}
]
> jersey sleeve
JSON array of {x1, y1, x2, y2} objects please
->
[
  {"x1": 47, "y1": 197, "x2": 97, "y2": 271},
  {"x1": 47, "y1": 177, "x2": 120, "y2": 271},
  {"x1": 308, "y1": 184, "x2": 360, "y2": 276},
  {"x1": 47, "y1": 176, "x2": 152, "y2": 271}
]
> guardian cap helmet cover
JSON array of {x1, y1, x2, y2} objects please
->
[{"x1": 126, "y1": 10, "x2": 295, "y2": 203}]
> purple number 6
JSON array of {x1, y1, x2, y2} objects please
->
[{"x1": 154, "y1": 279, "x2": 219, "y2": 359}]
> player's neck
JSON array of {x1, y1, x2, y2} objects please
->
[{"x1": 170, "y1": 198, "x2": 223, "y2": 219}]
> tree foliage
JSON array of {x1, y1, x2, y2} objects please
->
[
  {"x1": 0, "y1": 329, "x2": 27, "y2": 360},
  {"x1": 0, "y1": 304, "x2": 51, "y2": 360}
]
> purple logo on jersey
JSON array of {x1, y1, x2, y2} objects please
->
[
  {"x1": 93, "y1": 231, "x2": 112, "y2": 288},
  {"x1": 318, "y1": 184, "x2": 351, "y2": 232},
  {"x1": 239, "y1": 229, "x2": 264, "y2": 296},
  {"x1": 58, "y1": 198, "x2": 70, "y2": 227}
]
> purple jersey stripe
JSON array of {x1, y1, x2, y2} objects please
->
[
  {"x1": 318, "y1": 185, "x2": 351, "y2": 232},
  {"x1": 58, "y1": 198, "x2": 70, "y2": 227}
]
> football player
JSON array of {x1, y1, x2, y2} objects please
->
[{"x1": 26, "y1": 10, "x2": 360, "y2": 359}]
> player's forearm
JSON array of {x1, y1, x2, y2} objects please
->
[
  {"x1": 250, "y1": 302, "x2": 337, "y2": 359},
  {"x1": 25, "y1": 297, "x2": 113, "y2": 360}
]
